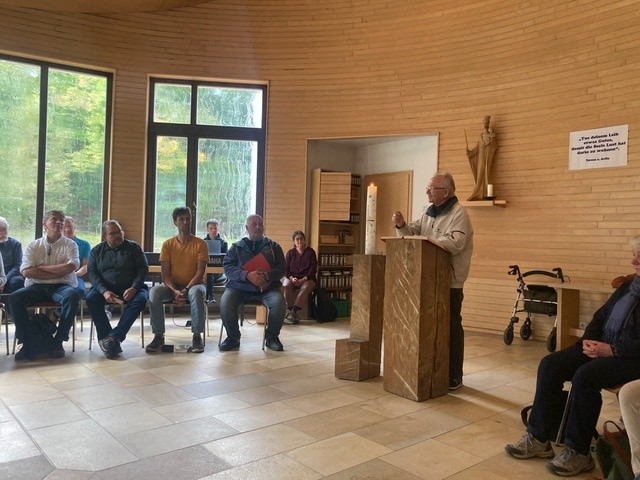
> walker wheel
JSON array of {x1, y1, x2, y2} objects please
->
[
  {"x1": 520, "y1": 322, "x2": 532, "y2": 340},
  {"x1": 546, "y1": 327, "x2": 557, "y2": 352},
  {"x1": 503, "y1": 325, "x2": 514, "y2": 345}
]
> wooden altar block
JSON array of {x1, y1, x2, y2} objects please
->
[
  {"x1": 382, "y1": 236, "x2": 450, "y2": 401},
  {"x1": 335, "y1": 254, "x2": 385, "y2": 381}
]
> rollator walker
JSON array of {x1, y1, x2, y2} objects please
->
[{"x1": 505, "y1": 264, "x2": 565, "y2": 352}]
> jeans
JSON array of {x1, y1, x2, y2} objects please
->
[
  {"x1": 527, "y1": 343, "x2": 640, "y2": 455},
  {"x1": 10, "y1": 283, "x2": 80, "y2": 344},
  {"x1": 86, "y1": 287, "x2": 149, "y2": 342},
  {"x1": 148, "y1": 284, "x2": 206, "y2": 334},
  {"x1": 450, "y1": 288, "x2": 464, "y2": 381},
  {"x1": 220, "y1": 287, "x2": 285, "y2": 341}
]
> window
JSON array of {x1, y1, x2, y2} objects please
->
[
  {"x1": 0, "y1": 54, "x2": 112, "y2": 246},
  {"x1": 146, "y1": 79, "x2": 266, "y2": 250}
]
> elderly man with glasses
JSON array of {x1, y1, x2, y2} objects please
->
[
  {"x1": 392, "y1": 171, "x2": 474, "y2": 391},
  {"x1": 10, "y1": 210, "x2": 80, "y2": 360}
]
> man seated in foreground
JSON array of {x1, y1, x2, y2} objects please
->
[
  {"x1": 146, "y1": 207, "x2": 208, "y2": 354},
  {"x1": 10, "y1": 210, "x2": 80, "y2": 360},
  {"x1": 87, "y1": 220, "x2": 149, "y2": 359},
  {"x1": 219, "y1": 214, "x2": 286, "y2": 352}
]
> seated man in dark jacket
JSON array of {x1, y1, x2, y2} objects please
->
[
  {"x1": 86, "y1": 220, "x2": 149, "y2": 359},
  {"x1": 219, "y1": 214, "x2": 286, "y2": 352}
]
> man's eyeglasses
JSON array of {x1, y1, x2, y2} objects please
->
[{"x1": 426, "y1": 186, "x2": 447, "y2": 192}]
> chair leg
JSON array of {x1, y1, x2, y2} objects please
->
[
  {"x1": 1, "y1": 306, "x2": 7, "y2": 355},
  {"x1": 89, "y1": 321, "x2": 94, "y2": 350},
  {"x1": 262, "y1": 306, "x2": 269, "y2": 351},
  {"x1": 555, "y1": 384, "x2": 572, "y2": 445},
  {"x1": 140, "y1": 311, "x2": 145, "y2": 348}
]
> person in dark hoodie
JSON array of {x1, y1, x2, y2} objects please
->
[{"x1": 219, "y1": 214, "x2": 286, "y2": 352}]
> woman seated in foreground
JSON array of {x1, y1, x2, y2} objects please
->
[{"x1": 506, "y1": 235, "x2": 640, "y2": 477}]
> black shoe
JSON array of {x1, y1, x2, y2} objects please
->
[
  {"x1": 265, "y1": 337, "x2": 284, "y2": 351},
  {"x1": 145, "y1": 335, "x2": 165, "y2": 353},
  {"x1": 191, "y1": 333, "x2": 204, "y2": 353},
  {"x1": 218, "y1": 337, "x2": 240, "y2": 351},
  {"x1": 49, "y1": 341, "x2": 65, "y2": 359},
  {"x1": 98, "y1": 336, "x2": 114, "y2": 354},
  {"x1": 449, "y1": 378, "x2": 463, "y2": 390},
  {"x1": 99, "y1": 336, "x2": 121, "y2": 359},
  {"x1": 15, "y1": 347, "x2": 33, "y2": 361}
]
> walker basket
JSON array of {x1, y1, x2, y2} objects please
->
[{"x1": 523, "y1": 285, "x2": 558, "y2": 316}]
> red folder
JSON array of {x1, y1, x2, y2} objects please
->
[{"x1": 242, "y1": 252, "x2": 271, "y2": 273}]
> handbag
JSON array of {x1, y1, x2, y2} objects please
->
[{"x1": 593, "y1": 420, "x2": 634, "y2": 480}]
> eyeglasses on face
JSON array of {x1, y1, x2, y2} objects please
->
[{"x1": 426, "y1": 186, "x2": 447, "y2": 192}]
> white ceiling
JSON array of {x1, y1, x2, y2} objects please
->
[{"x1": 0, "y1": 0, "x2": 211, "y2": 13}]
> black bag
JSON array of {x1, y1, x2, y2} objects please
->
[
  {"x1": 23, "y1": 313, "x2": 57, "y2": 356},
  {"x1": 593, "y1": 421, "x2": 633, "y2": 480},
  {"x1": 310, "y1": 288, "x2": 338, "y2": 323}
]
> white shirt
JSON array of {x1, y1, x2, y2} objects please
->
[{"x1": 21, "y1": 236, "x2": 79, "y2": 287}]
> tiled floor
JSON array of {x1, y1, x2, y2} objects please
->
[{"x1": 0, "y1": 312, "x2": 616, "y2": 479}]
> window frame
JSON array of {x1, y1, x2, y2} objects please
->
[
  {"x1": 145, "y1": 77, "x2": 267, "y2": 250},
  {"x1": 0, "y1": 53, "x2": 113, "y2": 240}
]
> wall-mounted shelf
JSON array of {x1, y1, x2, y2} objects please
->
[{"x1": 461, "y1": 199, "x2": 507, "y2": 208}]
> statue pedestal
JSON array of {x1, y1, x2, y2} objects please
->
[{"x1": 335, "y1": 254, "x2": 385, "y2": 381}]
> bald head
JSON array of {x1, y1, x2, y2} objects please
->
[{"x1": 245, "y1": 214, "x2": 264, "y2": 241}]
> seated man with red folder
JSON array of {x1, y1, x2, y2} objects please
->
[{"x1": 219, "y1": 214, "x2": 286, "y2": 351}]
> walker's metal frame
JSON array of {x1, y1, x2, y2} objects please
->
[{"x1": 505, "y1": 264, "x2": 565, "y2": 352}]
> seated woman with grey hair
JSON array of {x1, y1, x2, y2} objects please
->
[{"x1": 506, "y1": 235, "x2": 640, "y2": 477}]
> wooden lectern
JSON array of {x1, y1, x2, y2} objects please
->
[
  {"x1": 382, "y1": 236, "x2": 451, "y2": 401},
  {"x1": 335, "y1": 254, "x2": 385, "y2": 381}
]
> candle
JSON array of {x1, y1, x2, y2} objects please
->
[
  {"x1": 365, "y1": 183, "x2": 377, "y2": 254},
  {"x1": 487, "y1": 184, "x2": 494, "y2": 198}
]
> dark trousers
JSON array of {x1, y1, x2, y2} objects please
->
[
  {"x1": 10, "y1": 283, "x2": 80, "y2": 345},
  {"x1": 450, "y1": 288, "x2": 464, "y2": 381},
  {"x1": 527, "y1": 343, "x2": 640, "y2": 455},
  {"x1": 86, "y1": 288, "x2": 148, "y2": 342}
]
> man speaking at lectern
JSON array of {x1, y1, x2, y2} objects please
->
[{"x1": 392, "y1": 171, "x2": 474, "y2": 391}]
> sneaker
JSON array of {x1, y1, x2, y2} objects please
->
[
  {"x1": 191, "y1": 333, "x2": 204, "y2": 353},
  {"x1": 291, "y1": 310, "x2": 301, "y2": 324},
  {"x1": 98, "y1": 335, "x2": 114, "y2": 353},
  {"x1": 265, "y1": 336, "x2": 284, "y2": 351},
  {"x1": 145, "y1": 335, "x2": 164, "y2": 353},
  {"x1": 99, "y1": 336, "x2": 121, "y2": 359},
  {"x1": 49, "y1": 341, "x2": 65, "y2": 359},
  {"x1": 218, "y1": 337, "x2": 240, "y2": 351},
  {"x1": 449, "y1": 378, "x2": 463, "y2": 390},
  {"x1": 284, "y1": 309, "x2": 294, "y2": 324},
  {"x1": 205, "y1": 295, "x2": 216, "y2": 305},
  {"x1": 505, "y1": 432, "x2": 554, "y2": 459},
  {"x1": 546, "y1": 446, "x2": 595, "y2": 476}
]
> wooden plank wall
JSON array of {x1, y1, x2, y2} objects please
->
[{"x1": 0, "y1": 0, "x2": 638, "y2": 339}]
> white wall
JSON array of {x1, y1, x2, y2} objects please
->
[{"x1": 354, "y1": 135, "x2": 438, "y2": 218}]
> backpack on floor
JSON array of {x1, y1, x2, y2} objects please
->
[
  {"x1": 24, "y1": 313, "x2": 57, "y2": 356},
  {"x1": 310, "y1": 288, "x2": 338, "y2": 323}
]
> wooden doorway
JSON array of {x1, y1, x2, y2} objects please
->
[{"x1": 363, "y1": 171, "x2": 413, "y2": 255}]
